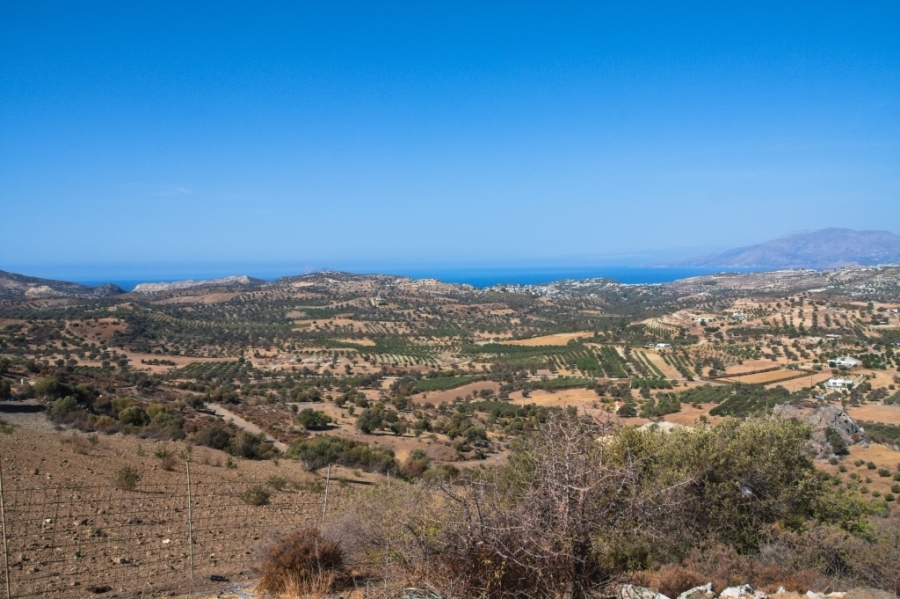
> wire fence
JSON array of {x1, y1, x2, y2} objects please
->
[{"x1": 0, "y1": 461, "x2": 349, "y2": 598}]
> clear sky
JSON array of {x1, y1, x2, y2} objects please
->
[{"x1": 2, "y1": 2, "x2": 898, "y2": 278}]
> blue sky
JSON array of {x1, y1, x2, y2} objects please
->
[{"x1": 2, "y1": 2, "x2": 898, "y2": 278}]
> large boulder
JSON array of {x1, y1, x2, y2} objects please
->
[
  {"x1": 678, "y1": 583, "x2": 715, "y2": 599},
  {"x1": 719, "y1": 585, "x2": 765, "y2": 599},
  {"x1": 773, "y1": 404, "x2": 866, "y2": 458},
  {"x1": 620, "y1": 584, "x2": 671, "y2": 599}
]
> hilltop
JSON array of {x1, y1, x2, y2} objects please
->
[
  {"x1": 132, "y1": 275, "x2": 266, "y2": 293},
  {"x1": 0, "y1": 269, "x2": 125, "y2": 300},
  {"x1": 681, "y1": 228, "x2": 900, "y2": 269}
]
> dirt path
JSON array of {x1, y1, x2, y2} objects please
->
[{"x1": 208, "y1": 403, "x2": 289, "y2": 452}]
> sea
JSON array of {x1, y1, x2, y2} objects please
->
[{"x1": 73, "y1": 266, "x2": 748, "y2": 292}]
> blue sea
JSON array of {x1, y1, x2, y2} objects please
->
[{"x1": 74, "y1": 266, "x2": 747, "y2": 292}]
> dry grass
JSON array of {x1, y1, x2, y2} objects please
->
[
  {"x1": 504, "y1": 332, "x2": 593, "y2": 346},
  {"x1": 257, "y1": 529, "x2": 345, "y2": 596},
  {"x1": 847, "y1": 404, "x2": 900, "y2": 426},
  {"x1": 720, "y1": 369, "x2": 801, "y2": 385}
]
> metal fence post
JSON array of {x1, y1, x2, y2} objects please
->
[
  {"x1": 185, "y1": 461, "x2": 194, "y2": 593},
  {"x1": 0, "y1": 455, "x2": 11, "y2": 599},
  {"x1": 321, "y1": 464, "x2": 331, "y2": 523}
]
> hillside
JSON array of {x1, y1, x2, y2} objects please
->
[
  {"x1": 0, "y1": 269, "x2": 125, "y2": 300},
  {"x1": 132, "y1": 274, "x2": 265, "y2": 293},
  {"x1": 682, "y1": 228, "x2": 900, "y2": 269}
]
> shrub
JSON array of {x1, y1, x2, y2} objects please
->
[
  {"x1": 825, "y1": 427, "x2": 849, "y2": 456},
  {"x1": 257, "y1": 529, "x2": 343, "y2": 595},
  {"x1": 240, "y1": 486, "x2": 271, "y2": 506},
  {"x1": 231, "y1": 432, "x2": 278, "y2": 460},
  {"x1": 878, "y1": 468, "x2": 891, "y2": 477},
  {"x1": 355, "y1": 408, "x2": 382, "y2": 434},
  {"x1": 195, "y1": 425, "x2": 232, "y2": 450},
  {"x1": 118, "y1": 406, "x2": 150, "y2": 427},
  {"x1": 631, "y1": 565, "x2": 708, "y2": 598},
  {"x1": 400, "y1": 449, "x2": 431, "y2": 479},
  {"x1": 296, "y1": 408, "x2": 332, "y2": 430},
  {"x1": 49, "y1": 397, "x2": 81, "y2": 420},
  {"x1": 288, "y1": 435, "x2": 398, "y2": 474},
  {"x1": 113, "y1": 466, "x2": 141, "y2": 491},
  {"x1": 153, "y1": 445, "x2": 177, "y2": 471}
]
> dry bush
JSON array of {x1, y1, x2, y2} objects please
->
[
  {"x1": 113, "y1": 466, "x2": 141, "y2": 491},
  {"x1": 329, "y1": 415, "x2": 653, "y2": 599},
  {"x1": 153, "y1": 445, "x2": 177, "y2": 471},
  {"x1": 631, "y1": 565, "x2": 708, "y2": 597},
  {"x1": 324, "y1": 415, "x2": 900, "y2": 597},
  {"x1": 257, "y1": 528, "x2": 344, "y2": 595},
  {"x1": 70, "y1": 433, "x2": 92, "y2": 455},
  {"x1": 680, "y1": 543, "x2": 829, "y2": 593},
  {"x1": 772, "y1": 523, "x2": 900, "y2": 593}
]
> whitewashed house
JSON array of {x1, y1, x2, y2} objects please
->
[
  {"x1": 826, "y1": 378, "x2": 854, "y2": 389},
  {"x1": 831, "y1": 356, "x2": 861, "y2": 368}
]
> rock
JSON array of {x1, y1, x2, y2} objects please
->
[
  {"x1": 720, "y1": 585, "x2": 765, "y2": 599},
  {"x1": 112, "y1": 557, "x2": 131, "y2": 564},
  {"x1": 87, "y1": 585, "x2": 112, "y2": 594},
  {"x1": 679, "y1": 584, "x2": 715, "y2": 599},
  {"x1": 620, "y1": 584, "x2": 671, "y2": 599},
  {"x1": 807, "y1": 592, "x2": 825, "y2": 599},
  {"x1": 773, "y1": 404, "x2": 866, "y2": 458},
  {"x1": 827, "y1": 594, "x2": 847, "y2": 599}
]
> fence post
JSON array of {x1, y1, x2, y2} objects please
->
[
  {"x1": 321, "y1": 464, "x2": 331, "y2": 523},
  {"x1": 0, "y1": 455, "x2": 11, "y2": 599},
  {"x1": 185, "y1": 460, "x2": 194, "y2": 593}
]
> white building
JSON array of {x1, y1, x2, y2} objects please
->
[
  {"x1": 654, "y1": 343, "x2": 672, "y2": 350},
  {"x1": 826, "y1": 378, "x2": 855, "y2": 389},
  {"x1": 831, "y1": 356, "x2": 861, "y2": 368}
]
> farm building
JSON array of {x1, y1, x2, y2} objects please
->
[
  {"x1": 830, "y1": 356, "x2": 861, "y2": 368},
  {"x1": 654, "y1": 343, "x2": 672, "y2": 350},
  {"x1": 825, "y1": 378, "x2": 855, "y2": 389}
]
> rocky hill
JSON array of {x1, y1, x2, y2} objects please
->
[
  {"x1": 131, "y1": 275, "x2": 265, "y2": 293},
  {"x1": 0, "y1": 270, "x2": 125, "y2": 300},
  {"x1": 681, "y1": 228, "x2": 900, "y2": 269}
]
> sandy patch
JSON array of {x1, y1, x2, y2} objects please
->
[
  {"x1": 504, "y1": 332, "x2": 593, "y2": 347},
  {"x1": 719, "y1": 369, "x2": 806, "y2": 385},
  {"x1": 414, "y1": 382, "x2": 500, "y2": 405},
  {"x1": 662, "y1": 403, "x2": 722, "y2": 426},
  {"x1": 508, "y1": 387, "x2": 599, "y2": 408},
  {"x1": 847, "y1": 404, "x2": 900, "y2": 426},
  {"x1": 724, "y1": 359, "x2": 784, "y2": 375}
]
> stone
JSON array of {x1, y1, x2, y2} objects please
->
[
  {"x1": 679, "y1": 583, "x2": 715, "y2": 599},
  {"x1": 720, "y1": 586, "x2": 765, "y2": 599},
  {"x1": 620, "y1": 584, "x2": 671, "y2": 599}
]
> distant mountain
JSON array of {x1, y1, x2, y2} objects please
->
[
  {"x1": 679, "y1": 228, "x2": 900, "y2": 270},
  {"x1": 131, "y1": 275, "x2": 265, "y2": 293},
  {"x1": 0, "y1": 270, "x2": 125, "y2": 300}
]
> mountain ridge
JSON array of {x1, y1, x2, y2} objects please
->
[
  {"x1": 0, "y1": 270, "x2": 126, "y2": 300},
  {"x1": 677, "y1": 228, "x2": 900, "y2": 269}
]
